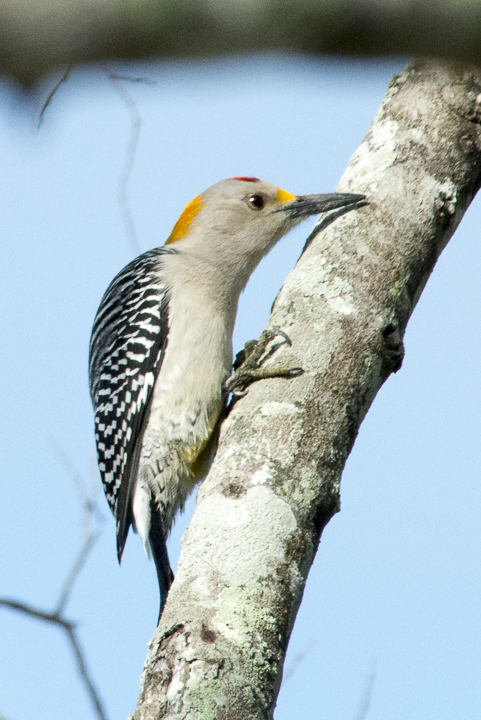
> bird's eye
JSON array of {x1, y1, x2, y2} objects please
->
[{"x1": 248, "y1": 194, "x2": 265, "y2": 210}]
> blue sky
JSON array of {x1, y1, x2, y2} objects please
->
[{"x1": 0, "y1": 54, "x2": 480, "y2": 720}]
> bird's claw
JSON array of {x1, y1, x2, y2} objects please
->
[{"x1": 225, "y1": 327, "x2": 302, "y2": 397}]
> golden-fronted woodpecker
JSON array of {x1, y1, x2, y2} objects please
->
[{"x1": 89, "y1": 177, "x2": 364, "y2": 618}]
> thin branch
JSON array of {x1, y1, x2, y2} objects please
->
[
  {"x1": 106, "y1": 67, "x2": 143, "y2": 256},
  {"x1": 0, "y1": 599, "x2": 108, "y2": 720},
  {"x1": 48, "y1": 439, "x2": 104, "y2": 612},
  {"x1": 38, "y1": 66, "x2": 72, "y2": 126},
  {"x1": 65, "y1": 625, "x2": 109, "y2": 720},
  {"x1": 0, "y1": 442, "x2": 108, "y2": 720},
  {"x1": 107, "y1": 73, "x2": 155, "y2": 85},
  {"x1": 0, "y1": 599, "x2": 73, "y2": 630},
  {"x1": 47, "y1": 437, "x2": 104, "y2": 540},
  {"x1": 38, "y1": 64, "x2": 146, "y2": 257},
  {"x1": 55, "y1": 527, "x2": 100, "y2": 615},
  {"x1": 48, "y1": 437, "x2": 90, "y2": 511},
  {"x1": 355, "y1": 661, "x2": 377, "y2": 720},
  {"x1": 281, "y1": 641, "x2": 315, "y2": 685}
]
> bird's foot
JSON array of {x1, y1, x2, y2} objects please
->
[{"x1": 224, "y1": 327, "x2": 303, "y2": 397}]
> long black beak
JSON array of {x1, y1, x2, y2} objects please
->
[{"x1": 277, "y1": 192, "x2": 366, "y2": 220}]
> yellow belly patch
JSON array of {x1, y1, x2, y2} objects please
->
[{"x1": 182, "y1": 399, "x2": 224, "y2": 478}]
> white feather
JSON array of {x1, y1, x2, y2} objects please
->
[{"x1": 132, "y1": 479, "x2": 152, "y2": 559}]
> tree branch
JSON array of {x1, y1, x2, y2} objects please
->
[
  {"x1": 0, "y1": 599, "x2": 74, "y2": 630},
  {"x1": 64, "y1": 624, "x2": 109, "y2": 720},
  {"x1": 4, "y1": 0, "x2": 481, "y2": 85},
  {"x1": 106, "y1": 68, "x2": 144, "y2": 257},
  {"x1": 0, "y1": 599, "x2": 108, "y2": 720},
  {"x1": 38, "y1": 65, "x2": 71, "y2": 125},
  {"x1": 132, "y1": 60, "x2": 481, "y2": 719},
  {"x1": 55, "y1": 528, "x2": 100, "y2": 616},
  {"x1": 355, "y1": 660, "x2": 376, "y2": 720},
  {"x1": 0, "y1": 443, "x2": 107, "y2": 720}
]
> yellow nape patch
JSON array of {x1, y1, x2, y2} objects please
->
[
  {"x1": 165, "y1": 195, "x2": 204, "y2": 244},
  {"x1": 277, "y1": 188, "x2": 296, "y2": 205}
]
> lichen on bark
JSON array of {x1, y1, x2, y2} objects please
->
[{"x1": 133, "y1": 60, "x2": 481, "y2": 720}]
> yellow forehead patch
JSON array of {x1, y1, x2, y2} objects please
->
[
  {"x1": 165, "y1": 195, "x2": 204, "y2": 244},
  {"x1": 277, "y1": 188, "x2": 296, "y2": 205}
]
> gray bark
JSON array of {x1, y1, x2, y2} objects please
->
[
  {"x1": 131, "y1": 60, "x2": 481, "y2": 719},
  {"x1": 4, "y1": 0, "x2": 481, "y2": 85}
]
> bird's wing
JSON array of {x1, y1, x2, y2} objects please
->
[{"x1": 89, "y1": 248, "x2": 173, "y2": 562}]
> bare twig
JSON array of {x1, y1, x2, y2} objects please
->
[
  {"x1": 355, "y1": 660, "x2": 377, "y2": 720},
  {"x1": 0, "y1": 598, "x2": 73, "y2": 630},
  {"x1": 0, "y1": 599, "x2": 108, "y2": 720},
  {"x1": 48, "y1": 437, "x2": 90, "y2": 513},
  {"x1": 65, "y1": 624, "x2": 109, "y2": 720},
  {"x1": 47, "y1": 437, "x2": 103, "y2": 539},
  {"x1": 38, "y1": 64, "x2": 145, "y2": 257},
  {"x1": 38, "y1": 65, "x2": 72, "y2": 126},
  {"x1": 55, "y1": 528, "x2": 100, "y2": 615},
  {"x1": 106, "y1": 67, "x2": 144, "y2": 256},
  {"x1": 0, "y1": 442, "x2": 108, "y2": 720},
  {"x1": 107, "y1": 73, "x2": 155, "y2": 85},
  {"x1": 281, "y1": 640, "x2": 315, "y2": 684},
  {"x1": 48, "y1": 438, "x2": 104, "y2": 613}
]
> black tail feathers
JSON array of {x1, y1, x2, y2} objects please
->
[{"x1": 148, "y1": 499, "x2": 174, "y2": 623}]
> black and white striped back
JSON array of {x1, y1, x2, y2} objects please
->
[{"x1": 89, "y1": 247, "x2": 175, "y2": 550}]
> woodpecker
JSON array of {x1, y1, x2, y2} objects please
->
[{"x1": 89, "y1": 177, "x2": 364, "y2": 618}]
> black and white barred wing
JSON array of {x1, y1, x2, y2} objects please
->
[{"x1": 89, "y1": 249, "x2": 170, "y2": 559}]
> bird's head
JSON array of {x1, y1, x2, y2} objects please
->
[{"x1": 165, "y1": 177, "x2": 365, "y2": 285}]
